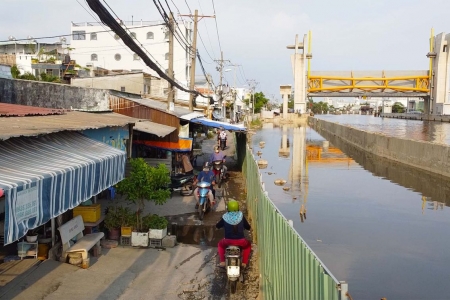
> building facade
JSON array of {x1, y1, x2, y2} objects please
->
[{"x1": 70, "y1": 20, "x2": 192, "y2": 101}]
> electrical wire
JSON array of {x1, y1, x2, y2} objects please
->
[
  {"x1": 85, "y1": 0, "x2": 204, "y2": 97},
  {"x1": 211, "y1": 0, "x2": 222, "y2": 54}
]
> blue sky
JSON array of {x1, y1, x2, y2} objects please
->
[{"x1": 1, "y1": 0, "x2": 449, "y2": 102}]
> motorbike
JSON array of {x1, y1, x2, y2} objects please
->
[
  {"x1": 225, "y1": 245, "x2": 244, "y2": 294},
  {"x1": 197, "y1": 181, "x2": 212, "y2": 220},
  {"x1": 212, "y1": 159, "x2": 226, "y2": 188},
  {"x1": 168, "y1": 173, "x2": 195, "y2": 196},
  {"x1": 219, "y1": 137, "x2": 227, "y2": 150}
]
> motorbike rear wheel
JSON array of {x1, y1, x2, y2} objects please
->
[
  {"x1": 215, "y1": 174, "x2": 221, "y2": 189},
  {"x1": 198, "y1": 203, "x2": 205, "y2": 220},
  {"x1": 229, "y1": 280, "x2": 237, "y2": 294}
]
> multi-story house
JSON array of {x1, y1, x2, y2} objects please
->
[{"x1": 70, "y1": 20, "x2": 193, "y2": 102}]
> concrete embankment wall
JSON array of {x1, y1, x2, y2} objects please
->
[
  {"x1": 309, "y1": 117, "x2": 450, "y2": 178},
  {"x1": 0, "y1": 78, "x2": 109, "y2": 110}
]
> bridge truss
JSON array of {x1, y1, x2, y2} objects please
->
[{"x1": 307, "y1": 71, "x2": 430, "y2": 97}]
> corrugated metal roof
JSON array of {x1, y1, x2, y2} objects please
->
[
  {"x1": 115, "y1": 94, "x2": 196, "y2": 118},
  {"x1": 179, "y1": 111, "x2": 205, "y2": 121},
  {"x1": 0, "y1": 111, "x2": 140, "y2": 141},
  {"x1": 0, "y1": 103, "x2": 66, "y2": 117},
  {"x1": 134, "y1": 121, "x2": 177, "y2": 137}
]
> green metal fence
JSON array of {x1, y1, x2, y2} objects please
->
[{"x1": 244, "y1": 146, "x2": 348, "y2": 300}]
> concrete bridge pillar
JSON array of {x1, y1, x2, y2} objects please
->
[
  {"x1": 280, "y1": 85, "x2": 292, "y2": 119},
  {"x1": 287, "y1": 34, "x2": 308, "y2": 114},
  {"x1": 430, "y1": 32, "x2": 450, "y2": 115}
]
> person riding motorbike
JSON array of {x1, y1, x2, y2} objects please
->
[
  {"x1": 216, "y1": 199, "x2": 251, "y2": 269},
  {"x1": 193, "y1": 162, "x2": 216, "y2": 209},
  {"x1": 210, "y1": 146, "x2": 228, "y2": 179},
  {"x1": 219, "y1": 129, "x2": 227, "y2": 149}
]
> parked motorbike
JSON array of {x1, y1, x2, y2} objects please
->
[
  {"x1": 197, "y1": 181, "x2": 212, "y2": 220},
  {"x1": 169, "y1": 173, "x2": 195, "y2": 196},
  {"x1": 225, "y1": 245, "x2": 244, "y2": 294},
  {"x1": 212, "y1": 159, "x2": 226, "y2": 188}
]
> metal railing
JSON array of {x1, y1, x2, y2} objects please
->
[{"x1": 244, "y1": 146, "x2": 349, "y2": 300}]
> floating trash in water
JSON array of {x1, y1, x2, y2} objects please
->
[
  {"x1": 267, "y1": 172, "x2": 273, "y2": 175},
  {"x1": 282, "y1": 186, "x2": 290, "y2": 191},
  {"x1": 257, "y1": 151, "x2": 262, "y2": 156},
  {"x1": 274, "y1": 179, "x2": 287, "y2": 186},
  {"x1": 258, "y1": 159, "x2": 268, "y2": 169}
]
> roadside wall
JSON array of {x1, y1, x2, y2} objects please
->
[
  {"x1": 0, "y1": 77, "x2": 109, "y2": 110},
  {"x1": 309, "y1": 117, "x2": 450, "y2": 178}
]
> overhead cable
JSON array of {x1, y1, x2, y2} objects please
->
[{"x1": 86, "y1": 0, "x2": 205, "y2": 97}]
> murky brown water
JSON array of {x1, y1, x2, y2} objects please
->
[{"x1": 252, "y1": 121, "x2": 450, "y2": 300}]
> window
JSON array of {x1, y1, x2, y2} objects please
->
[
  {"x1": 130, "y1": 32, "x2": 136, "y2": 39},
  {"x1": 164, "y1": 32, "x2": 169, "y2": 40},
  {"x1": 133, "y1": 53, "x2": 140, "y2": 61},
  {"x1": 114, "y1": 53, "x2": 121, "y2": 61},
  {"x1": 114, "y1": 34, "x2": 120, "y2": 40},
  {"x1": 165, "y1": 53, "x2": 169, "y2": 60},
  {"x1": 120, "y1": 87, "x2": 126, "y2": 92},
  {"x1": 72, "y1": 31, "x2": 86, "y2": 40},
  {"x1": 91, "y1": 54, "x2": 98, "y2": 61},
  {"x1": 444, "y1": 45, "x2": 448, "y2": 53},
  {"x1": 90, "y1": 33, "x2": 97, "y2": 40},
  {"x1": 147, "y1": 32, "x2": 154, "y2": 39}
]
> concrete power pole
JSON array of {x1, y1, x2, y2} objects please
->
[
  {"x1": 247, "y1": 79, "x2": 259, "y2": 118},
  {"x1": 167, "y1": 12, "x2": 175, "y2": 111},
  {"x1": 214, "y1": 52, "x2": 230, "y2": 119},
  {"x1": 188, "y1": 10, "x2": 198, "y2": 111},
  {"x1": 179, "y1": 10, "x2": 215, "y2": 111}
]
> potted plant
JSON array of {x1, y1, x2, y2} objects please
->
[
  {"x1": 118, "y1": 206, "x2": 134, "y2": 237},
  {"x1": 143, "y1": 214, "x2": 169, "y2": 239},
  {"x1": 26, "y1": 228, "x2": 39, "y2": 243},
  {"x1": 116, "y1": 158, "x2": 171, "y2": 247},
  {"x1": 104, "y1": 206, "x2": 122, "y2": 240}
]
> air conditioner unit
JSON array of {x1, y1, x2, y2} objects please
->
[{"x1": 86, "y1": 63, "x2": 93, "y2": 67}]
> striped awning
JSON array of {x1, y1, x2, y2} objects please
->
[{"x1": 0, "y1": 132, "x2": 127, "y2": 245}]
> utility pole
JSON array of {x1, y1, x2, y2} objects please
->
[
  {"x1": 247, "y1": 79, "x2": 259, "y2": 118},
  {"x1": 230, "y1": 63, "x2": 241, "y2": 122},
  {"x1": 214, "y1": 52, "x2": 230, "y2": 119},
  {"x1": 179, "y1": 10, "x2": 215, "y2": 111},
  {"x1": 167, "y1": 12, "x2": 175, "y2": 111}
]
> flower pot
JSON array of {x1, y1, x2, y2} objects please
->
[
  {"x1": 26, "y1": 234, "x2": 38, "y2": 243},
  {"x1": 108, "y1": 228, "x2": 120, "y2": 240},
  {"x1": 131, "y1": 232, "x2": 149, "y2": 247},
  {"x1": 148, "y1": 228, "x2": 167, "y2": 239}
]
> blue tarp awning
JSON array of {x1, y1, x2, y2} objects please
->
[
  {"x1": 190, "y1": 117, "x2": 247, "y2": 132},
  {"x1": 0, "y1": 132, "x2": 127, "y2": 245}
]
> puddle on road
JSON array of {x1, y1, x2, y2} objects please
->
[{"x1": 171, "y1": 224, "x2": 223, "y2": 247}]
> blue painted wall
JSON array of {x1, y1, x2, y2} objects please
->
[{"x1": 82, "y1": 126, "x2": 129, "y2": 151}]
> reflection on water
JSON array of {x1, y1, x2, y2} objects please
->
[
  {"x1": 317, "y1": 114, "x2": 450, "y2": 145},
  {"x1": 252, "y1": 123, "x2": 450, "y2": 300}
]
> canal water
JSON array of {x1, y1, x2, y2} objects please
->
[
  {"x1": 317, "y1": 114, "x2": 450, "y2": 145},
  {"x1": 251, "y1": 119, "x2": 450, "y2": 300}
]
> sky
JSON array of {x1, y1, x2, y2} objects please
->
[{"x1": 1, "y1": 0, "x2": 449, "y2": 103}]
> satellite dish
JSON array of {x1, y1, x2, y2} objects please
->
[
  {"x1": 60, "y1": 37, "x2": 67, "y2": 43},
  {"x1": 8, "y1": 35, "x2": 16, "y2": 41},
  {"x1": 27, "y1": 35, "x2": 33, "y2": 40}
]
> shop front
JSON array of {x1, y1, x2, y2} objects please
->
[{"x1": 0, "y1": 132, "x2": 127, "y2": 245}]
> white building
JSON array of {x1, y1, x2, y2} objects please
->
[
  {"x1": 0, "y1": 40, "x2": 63, "y2": 75},
  {"x1": 70, "y1": 20, "x2": 192, "y2": 102}
]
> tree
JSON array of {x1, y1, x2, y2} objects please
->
[
  {"x1": 115, "y1": 158, "x2": 171, "y2": 231},
  {"x1": 40, "y1": 72, "x2": 60, "y2": 83},
  {"x1": 10, "y1": 65, "x2": 20, "y2": 78},
  {"x1": 392, "y1": 102, "x2": 405, "y2": 113},
  {"x1": 244, "y1": 91, "x2": 269, "y2": 113}
]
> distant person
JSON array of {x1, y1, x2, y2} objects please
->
[{"x1": 181, "y1": 153, "x2": 193, "y2": 174}]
